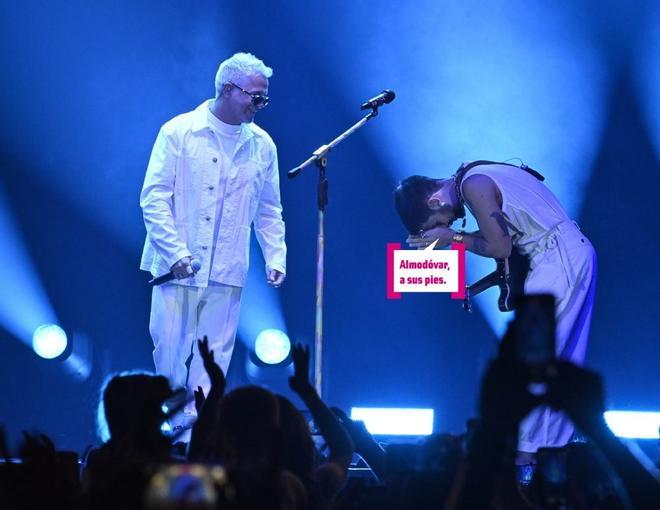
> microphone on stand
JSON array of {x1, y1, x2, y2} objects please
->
[
  {"x1": 360, "y1": 90, "x2": 396, "y2": 110},
  {"x1": 149, "y1": 260, "x2": 202, "y2": 286}
]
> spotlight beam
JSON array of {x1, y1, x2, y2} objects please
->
[{"x1": 0, "y1": 183, "x2": 58, "y2": 345}]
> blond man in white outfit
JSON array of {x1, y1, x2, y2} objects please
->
[
  {"x1": 140, "y1": 53, "x2": 286, "y2": 422},
  {"x1": 395, "y1": 161, "x2": 597, "y2": 460}
]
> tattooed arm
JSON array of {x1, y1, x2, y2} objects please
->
[{"x1": 460, "y1": 174, "x2": 512, "y2": 259}]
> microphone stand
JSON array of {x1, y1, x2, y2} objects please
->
[{"x1": 288, "y1": 106, "x2": 383, "y2": 397}]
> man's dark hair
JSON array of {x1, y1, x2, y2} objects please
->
[{"x1": 394, "y1": 175, "x2": 444, "y2": 234}]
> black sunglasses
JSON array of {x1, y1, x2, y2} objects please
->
[{"x1": 228, "y1": 82, "x2": 270, "y2": 107}]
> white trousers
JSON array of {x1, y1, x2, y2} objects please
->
[
  {"x1": 518, "y1": 222, "x2": 597, "y2": 452},
  {"x1": 149, "y1": 282, "x2": 242, "y2": 414}
]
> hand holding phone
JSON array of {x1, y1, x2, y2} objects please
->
[{"x1": 513, "y1": 294, "x2": 556, "y2": 367}]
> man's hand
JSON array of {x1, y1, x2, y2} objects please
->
[
  {"x1": 407, "y1": 226, "x2": 454, "y2": 249},
  {"x1": 171, "y1": 256, "x2": 194, "y2": 279},
  {"x1": 288, "y1": 343, "x2": 314, "y2": 395},
  {"x1": 197, "y1": 336, "x2": 226, "y2": 393},
  {"x1": 267, "y1": 269, "x2": 285, "y2": 288}
]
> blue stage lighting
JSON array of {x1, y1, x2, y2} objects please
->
[
  {"x1": 0, "y1": 184, "x2": 59, "y2": 345},
  {"x1": 351, "y1": 407, "x2": 434, "y2": 436},
  {"x1": 161, "y1": 421, "x2": 173, "y2": 435},
  {"x1": 254, "y1": 329, "x2": 291, "y2": 365},
  {"x1": 32, "y1": 324, "x2": 68, "y2": 359},
  {"x1": 238, "y1": 240, "x2": 288, "y2": 349},
  {"x1": 604, "y1": 411, "x2": 660, "y2": 439},
  {"x1": 300, "y1": 2, "x2": 607, "y2": 336},
  {"x1": 637, "y1": 11, "x2": 660, "y2": 162}
]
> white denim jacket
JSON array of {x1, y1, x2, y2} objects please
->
[{"x1": 140, "y1": 100, "x2": 286, "y2": 287}]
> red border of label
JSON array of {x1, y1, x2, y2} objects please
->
[
  {"x1": 450, "y1": 242, "x2": 466, "y2": 300},
  {"x1": 386, "y1": 243, "x2": 401, "y2": 299}
]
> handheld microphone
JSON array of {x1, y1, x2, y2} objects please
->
[
  {"x1": 149, "y1": 259, "x2": 201, "y2": 286},
  {"x1": 360, "y1": 90, "x2": 396, "y2": 110}
]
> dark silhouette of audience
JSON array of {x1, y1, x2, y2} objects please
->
[
  {"x1": 1, "y1": 328, "x2": 658, "y2": 510},
  {"x1": 83, "y1": 372, "x2": 176, "y2": 510}
]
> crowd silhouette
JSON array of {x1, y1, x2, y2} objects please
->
[{"x1": 1, "y1": 327, "x2": 658, "y2": 509}]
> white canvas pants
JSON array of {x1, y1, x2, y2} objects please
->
[
  {"x1": 518, "y1": 221, "x2": 597, "y2": 452},
  {"x1": 149, "y1": 282, "x2": 242, "y2": 414}
]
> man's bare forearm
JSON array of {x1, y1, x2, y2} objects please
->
[{"x1": 461, "y1": 232, "x2": 510, "y2": 259}]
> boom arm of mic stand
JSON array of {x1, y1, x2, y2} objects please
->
[{"x1": 288, "y1": 108, "x2": 379, "y2": 179}]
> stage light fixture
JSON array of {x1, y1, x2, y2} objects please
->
[
  {"x1": 604, "y1": 411, "x2": 660, "y2": 439},
  {"x1": 351, "y1": 407, "x2": 434, "y2": 436},
  {"x1": 254, "y1": 329, "x2": 291, "y2": 365},
  {"x1": 161, "y1": 421, "x2": 173, "y2": 435},
  {"x1": 32, "y1": 323, "x2": 68, "y2": 359}
]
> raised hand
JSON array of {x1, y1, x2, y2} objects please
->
[
  {"x1": 198, "y1": 336, "x2": 225, "y2": 393},
  {"x1": 545, "y1": 361, "x2": 606, "y2": 434},
  {"x1": 288, "y1": 343, "x2": 313, "y2": 395},
  {"x1": 0, "y1": 426, "x2": 10, "y2": 462},
  {"x1": 287, "y1": 345, "x2": 355, "y2": 473},
  {"x1": 19, "y1": 431, "x2": 57, "y2": 462},
  {"x1": 331, "y1": 407, "x2": 374, "y2": 449},
  {"x1": 478, "y1": 358, "x2": 542, "y2": 431},
  {"x1": 188, "y1": 339, "x2": 225, "y2": 461},
  {"x1": 193, "y1": 386, "x2": 206, "y2": 414},
  {"x1": 478, "y1": 323, "x2": 543, "y2": 429}
]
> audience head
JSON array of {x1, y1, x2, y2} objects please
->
[
  {"x1": 97, "y1": 371, "x2": 173, "y2": 443},
  {"x1": 213, "y1": 386, "x2": 280, "y2": 465}
]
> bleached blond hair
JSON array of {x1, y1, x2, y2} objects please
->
[{"x1": 214, "y1": 52, "x2": 273, "y2": 98}]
